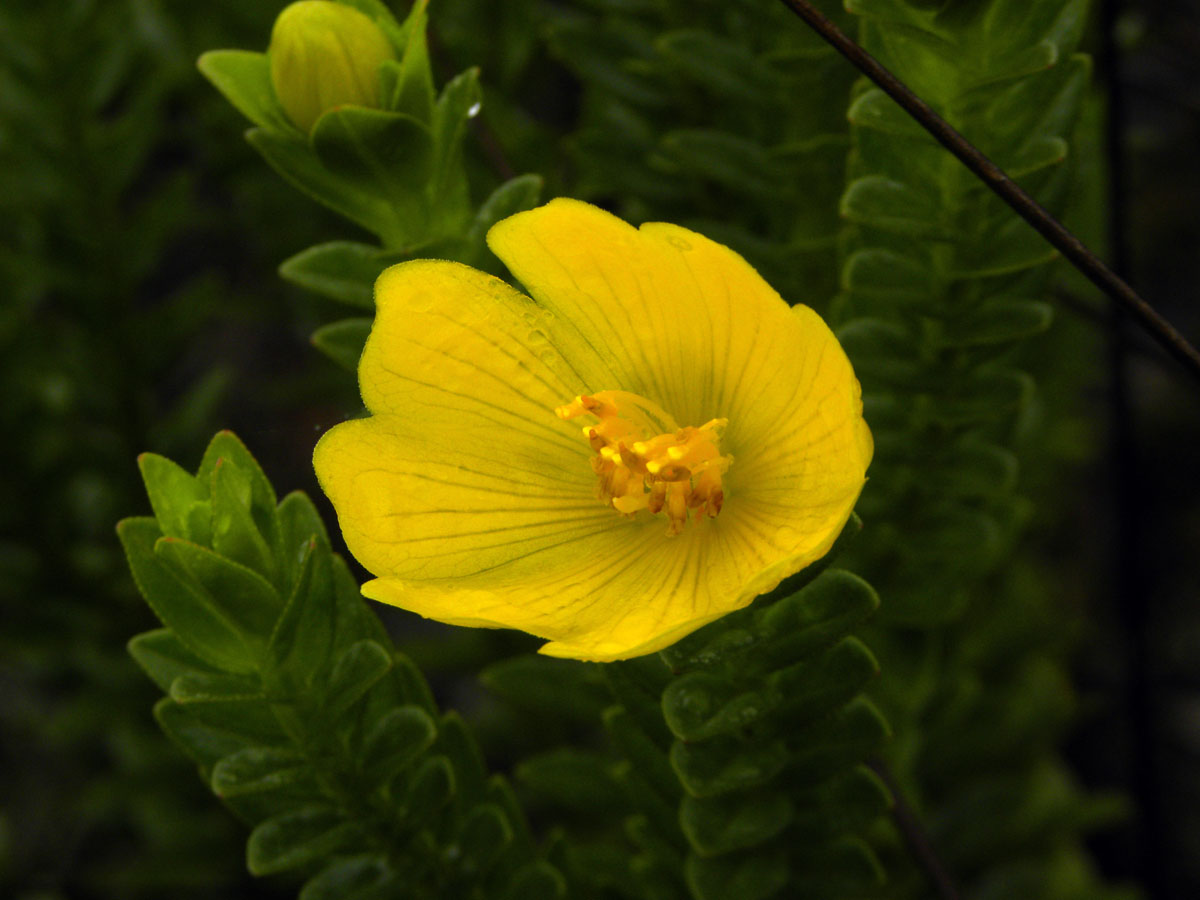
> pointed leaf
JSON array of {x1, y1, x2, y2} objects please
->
[
  {"x1": 155, "y1": 537, "x2": 282, "y2": 641},
  {"x1": 324, "y1": 639, "x2": 392, "y2": 719},
  {"x1": 361, "y1": 705, "x2": 437, "y2": 786},
  {"x1": 137, "y1": 452, "x2": 207, "y2": 541},
  {"x1": 128, "y1": 628, "x2": 221, "y2": 693},
  {"x1": 247, "y1": 805, "x2": 361, "y2": 876},
  {"x1": 198, "y1": 50, "x2": 295, "y2": 134},
  {"x1": 212, "y1": 746, "x2": 310, "y2": 797}
]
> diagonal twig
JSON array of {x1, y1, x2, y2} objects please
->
[
  {"x1": 777, "y1": 0, "x2": 1200, "y2": 387},
  {"x1": 868, "y1": 759, "x2": 962, "y2": 900}
]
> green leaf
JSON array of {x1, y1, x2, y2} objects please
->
[
  {"x1": 755, "y1": 570, "x2": 881, "y2": 673},
  {"x1": 279, "y1": 241, "x2": 386, "y2": 308},
  {"x1": 662, "y1": 673, "x2": 772, "y2": 743},
  {"x1": 436, "y1": 712, "x2": 488, "y2": 804},
  {"x1": 685, "y1": 850, "x2": 789, "y2": 900},
  {"x1": 209, "y1": 458, "x2": 278, "y2": 583},
  {"x1": 277, "y1": 490, "x2": 332, "y2": 589},
  {"x1": 361, "y1": 705, "x2": 437, "y2": 786},
  {"x1": 170, "y1": 671, "x2": 263, "y2": 704},
  {"x1": 842, "y1": 247, "x2": 936, "y2": 303},
  {"x1": 659, "y1": 129, "x2": 781, "y2": 198},
  {"x1": 388, "y1": 0, "x2": 434, "y2": 123},
  {"x1": 118, "y1": 517, "x2": 256, "y2": 674},
  {"x1": 268, "y1": 539, "x2": 336, "y2": 691},
  {"x1": 481, "y1": 655, "x2": 609, "y2": 724},
  {"x1": 247, "y1": 805, "x2": 361, "y2": 876},
  {"x1": 154, "y1": 698, "x2": 263, "y2": 771},
  {"x1": 154, "y1": 537, "x2": 282, "y2": 643},
  {"x1": 323, "y1": 640, "x2": 393, "y2": 719},
  {"x1": 603, "y1": 707, "x2": 678, "y2": 799},
  {"x1": 128, "y1": 628, "x2": 221, "y2": 693},
  {"x1": 300, "y1": 856, "x2": 394, "y2": 900},
  {"x1": 517, "y1": 748, "x2": 626, "y2": 816},
  {"x1": 197, "y1": 50, "x2": 295, "y2": 134},
  {"x1": 770, "y1": 637, "x2": 880, "y2": 725},
  {"x1": 312, "y1": 318, "x2": 372, "y2": 371},
  {"x1": 429, "y1": 67, "x2": 480, "y2": 217},
  {"x1": 403, "y1": 755, "x2": 455, "y2": 820},
  {"x1": 789, "y1": 766, "x2": 892, "y2": 839},
  {"x1": 212, "y1": 746, "x2": 310, "y2": 798},
  {"x1": 680, "y1": 791, "x2": 793, "y2": 856},
  {"x1": 499, "y1": 862, "x2": 568, "y2": 900},
  {"x1": 656, "y1": 29, "x2": 780, "y2": 101},
  {"x1": 841, "y1": 174, "x2": 947, "y2": 238},
  {"x1": 137, "y1": 452, "x2": 207, "y2": 542},
  {"x1": 454, "y1": 803, "x2": 513, "y2": 880},
  {"x1": 199, "y1": 431, "x2": 279, "y2": 555},
  {"x1": 247, "y1": 127, "x2": 405, "y2": 243},
  {"x1": 463, "y1": 174, "x2": 544, "y2": 269},
  {"x1": 847, "y1": 87, "x2": 929, "y2": 139},
  {"x1": 944, "y1": 297, "x2": 1053, "y2": 346},
  {"x1": 789, "y1": 698, "x2": 891, "y2": 784},
  {"x1": 310, "y1": 107, "x2": 433, "y2": 245},
  {"x1": 670, "y1": 737, "x2": 789, "y2": 799}
]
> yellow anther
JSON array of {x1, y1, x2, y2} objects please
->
[{"x1": 557, "y1": 390, "x2": 732, "y2": 535}]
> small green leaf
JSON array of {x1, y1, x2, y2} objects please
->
[
  {"x1": 945, "y1": 297, "x2": 1053, "y2": 346},
  {"x1": 662, "y1": 673, "x2": 773, "y2": 743},
  {"x1": 842, "y1": 247, "x2": 936, "y2": 302},
  {"x1": 324, "y1": 640, "x2": 393, "y2": 719},
  {"x1": 118, "y1": 517, "x2": 255, "y2": 674},
  {"x1": 210, "y1": 458, "x2": 278, "y2": 583},
  {"x1": 670, "y1": 737, "x2": 789, "y2": 798},
  {"x1": 789, "y1": 766, "x2": 892, "y2": 839},
  {"x1": 137, "y1": 453, "x2": 207, "y2": 541},
  {"x1": 361, "y1": 705, "x2": 437, "y2": 786},
  {"x1": 312, "y1": 318, "x2": 373, "y2": 371},
  {"x1": 659, "y1": 129, "x2": 781, "y2": 198},
  {"x1": 656, "y1": 29, "x2": 780, "y2": 101},
  {"x1": 770, "y1": 637, "x2": 880, "y2": 725},
  {"x1": 603, "y1": 707, "x2": 678, "y2": 799},
  {"x1": 247, "y1": 127, "x2": 404, "y2": 244},
  {"x1": 169, "y1": 671, "x2": 263, "y2": 704},
  {"x1": 247, "y1": 805, "x2": 361, "y2": 876},
  {"x1": 463, "y1": 174, "x2": 544, "y2": 269},
  {"x1": 279, "y1": 241, "x2": 387, "y2": 308},
  {"x1": 681, "y1": 791, "x2": 793, "y2": 856},
  {"x1": 517, "y1": 749, "x2": 626, "y2": 816},
  {"x1": 841, "y1": 174, "x2": 946, "y2": 237},
  {"x1": 404, "y1": 755, "x2": 455, "y2": 820},
  {"x1": 755, "y1": 570, "x2": 881, "y2": 672},
  {"x1": 198, "y1": 50, "x2": 295, "y2": 134},
  {"x1": 128, "y1": 628, "x2": 221, "y2": 693},
  {"x1": 277, "y1": 490, "x2": 331, "y2": 590},
  {"x1": 198, "y1": 431, "x2": 279, "y2": 541},
  {"x1": 429, "y1": 67, "x2": 480, "y2": 218},
  {"x1": 685, "y1": 850, "x2": 789, "y2": 900},
  {"x1": 268, "y1": 540, "x2": 336, "y2": 690},
  {"x1": 847, "y1": 87, "x2": 929, "y2": 139},
  {"x1": 436, "y1": 712, "x2": 488, "y2": 803},
  {"x1": 154, "y1": 537, "x2": 282, "y2": 642},
  {"x1": 212, "y1": 746, "x2": 309, "y2": 797},
  {"x1": 300, "y1": 855, "x2": 394, "y2": 900},
  {"x1": 499, "y1": 862, "x2": 567, "y2": 900},
  {"x1": 454, "y1": 803, "x2": 513, "y2": 880},
  {"x1": 387, "y1": 0, "x2": 434, "y2": 123},
  {"x1": 481, "y1": 655, "x2": 609, "y2": 724},
  {"x1": 154, "y1": 698, "x2": 262, "y2": 771},
  {"x1": 789, "y1": 698, "x2": 891, "y2": 784}
]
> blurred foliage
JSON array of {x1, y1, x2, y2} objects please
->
[{"x1": 3, "y1": 0, "x2": 1198, "y2": 897}]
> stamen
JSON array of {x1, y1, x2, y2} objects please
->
[{"x1": 557, "y1": 391, "x2": 732, "y2": 535}]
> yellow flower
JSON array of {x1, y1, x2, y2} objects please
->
[
  {"x1": 268, "y1": 0, "x2": 395, "y2": 134},
  {"x1": 314, "y1": 199, "x2": 872, "y2": 661}
]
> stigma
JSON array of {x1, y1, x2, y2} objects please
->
[{"x1": 555, "y1": 391, "x2": 732, "y2": 536}]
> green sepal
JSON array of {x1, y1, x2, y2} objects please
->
[
  {"x1": 118, "y1": 517, "x2": 256, "y2": 674},
  {"x1": 360, "y1": 705, "x2": 438, "y2": 787},
  {"x1": 310, "y1": 107, "x2": 434, "y2": 246},
  {"x1": 382, "y1": 0, "x2": 434, "y2": 123},
  {"x1": 300, "y1": 855, "x2": 393, "y2": 900},
  {"x1": 137, "y1": 452, "x2": 208, "y2": 542},
  {"x1": 247, "y1": 127, "x2": 405, "y2": 244},
  {"x1": 279, "y1": 241, "x2": 387, "y2": 308},
  {"x1": 481, "y1": 655, "x2": 609, "y2": 725},
  {"x1": 428, "y1": 67, "x2": 480, "y2": 222},
  {"x1": 679, "y1": 791, "x2": 793, "y2": 857},
  {"x1": 322, "y1": 639, "x2": 393, "y2": 720},
  {"x1": 211, "y1": 746, "x2": 310, "y2": 798},
  {"x1": 197, "y1": 50, "x2": 296, "y2": 135},
  {"x1": 499, "y1": 862, "x2": 568, "y2": 900},
  {"x1": 684, "y1": 850, "x2": 789, "y2": 900},
  {"x1": 312, "y1": 318, "x2": 373, "y2": 372},
  {"x1": 246, "y1": 805, "x2": 363, "y2": 876},
  {"x1": 516, "y1": 748, "x2": 627, "y2": 816},
  {"x1": 128, "y1": 628, "x2": 221, "y2": 694},
  {"x1": 154, "y1": 537, "x2": 282, "y2": 646}
]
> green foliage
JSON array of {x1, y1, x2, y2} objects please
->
[
  {"x1": 542, "y1": 0, "x2": 858, "y2": 310},
  {"x1": 122, "y1": 432, "x2": 565, "y2": 898},
  {"x1": 832, "y1": 1, "x2": 1131, "y2": 896}
]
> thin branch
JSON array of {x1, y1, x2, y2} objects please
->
[
  {"x1": 776, "y1": 0, "x2": 1200, "y2": 387},
  {"x1": 868, "y1": 759, "x2": 961, "y2": 900}
]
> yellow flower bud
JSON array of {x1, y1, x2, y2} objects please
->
[{"x1": 268, "y1": 0, "x2": 395, "y2": 133}]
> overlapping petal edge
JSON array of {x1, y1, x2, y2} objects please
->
[{"x1": 314, "y1": 198, "x2": 872, "y2": 661}]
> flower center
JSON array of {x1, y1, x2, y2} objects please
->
[{"x1": 555, "y1": 391, "x2": 732, "y2": 536}]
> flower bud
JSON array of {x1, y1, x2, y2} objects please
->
[{"x1": 268, "y1": 1, "x2": 395, "y2": 133}]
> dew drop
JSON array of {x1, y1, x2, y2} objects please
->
[{"x1": 466, "y1": 101, "x2": 482, "y2": 118}]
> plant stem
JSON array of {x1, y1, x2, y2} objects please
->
[
  {"x1": 776, "y1": 0, "x2": 1200, "y2": 387},
  {"x1": 868, "y1": 759, "x2": 961, "y2": 900}
]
